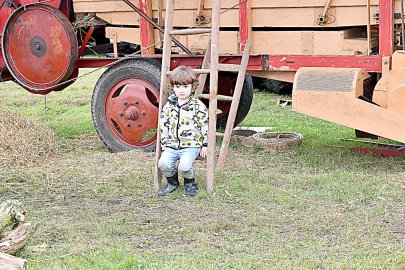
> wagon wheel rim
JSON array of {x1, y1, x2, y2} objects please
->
[{"x1": 105, "y1": 78, "x2": 159, "y2": 147}]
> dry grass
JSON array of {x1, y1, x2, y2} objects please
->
[{"x1": 0, "y1": 107, "x2": 60, "y2": 169}]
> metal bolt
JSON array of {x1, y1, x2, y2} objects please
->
[
  {"x1": 123, "y1": 101, "x2": 128, "y2": 105},
  {"x1": 119, "y1": 112, "x2": 124, "y2": 116},
  {"x1": 134, "y1": 100, "x2": 139, "y2": 104},
  {"x1": 126, "y1": 122, "x2": 131, "y2": 127},
  {"x1": 138, "y1": 123, "x2": 142, "y2": 127},
  {"x1": 142, "y1": 111, "x2": 146, "y2": 115}
]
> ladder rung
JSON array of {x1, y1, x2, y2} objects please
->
[
  {"x1": 216, "y1": 132, "x2": 224, "y2": 137},
  {"x1": 198, "y1": 94, "x2": 233, "y2": 101},
  {"x1": 218, "y1": 64, "x2": 241, "y2": 72},
  {"x1": 167, "y1": 69, "x2": 210, "y2": 76},
  {"x1": 169, "y1": 28, "x2": 211, "y2": 35},
  {"x1": 193, "y1": 69, "x2": 210, "y2": 74}
]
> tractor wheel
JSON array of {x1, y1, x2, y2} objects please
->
[
  {"x1": 212, "y1": 73, "x2": 254, "y2": 129},
  {"x1": 92, "y1": 59, "x2": 161, "y2": 152}
]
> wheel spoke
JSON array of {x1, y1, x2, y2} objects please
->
[{"x1": 106, "y1": 96, "x2": 125, "y2": 121}]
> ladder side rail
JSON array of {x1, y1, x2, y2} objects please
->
[
  {"x1": 206, "y1": 0, "x2": 221, "y2": 191},
  {"x1": 217, "y1": 41, "x2": 252, "y2": 171},
  {"x1": 154, "y1": 0, "x2": 176, "y2": 191}
]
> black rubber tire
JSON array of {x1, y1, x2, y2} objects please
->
[
  {"x1": 91, "y1": 58, "x2": 161, "y2": 152},
  {"x1": 216, "y1": 75, "x2": 254, "y2": 129}
]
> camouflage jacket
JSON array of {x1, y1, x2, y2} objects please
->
[{"x1": 160, "y1": 94, "x2": 208, "y2": 150}]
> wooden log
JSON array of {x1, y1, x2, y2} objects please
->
[
  {"x1": 0, "y1": 222, "x2": 35, "y2": 255},
  {"x1": 0, "y1": 253, "x2": 27, "y2": 270},
  {"x1": 0, "y1": 201, "x2": 24, "y2": 235}
]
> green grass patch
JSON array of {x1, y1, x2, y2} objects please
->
[{"x1": 0, "y1": 73, "x2": 404, "y2": 269}]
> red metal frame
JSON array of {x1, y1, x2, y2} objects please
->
[
  {"x1": 239, "y1": 0, "x2": 248, "y2": 52},
  {"x1": 139, "y1": 0, "x2": 153, "y2": 56},
  {"x1": 379, "y1": 0, "x2": 394, "y2": 56}
]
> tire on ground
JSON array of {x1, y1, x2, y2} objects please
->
[
  {"x1": 216, "y1": 75, "x2": 254, "y2": 129},
  {"x1": 91, "y1": 58, "x2": 161, "y2": 152}
]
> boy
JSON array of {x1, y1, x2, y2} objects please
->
[{"x1": 157, "y1": 66, "x2": 208, "y2": 197}]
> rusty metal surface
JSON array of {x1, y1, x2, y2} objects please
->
[
  {"x1": 0, "y1": 1, "x2": 63, "y2": 70},
  {"x1": 105, "y1": 78, "x2": 159, "y2": 147},
  {"x1": 2, "y1": 3, "x2": 77, "y2": 92}
]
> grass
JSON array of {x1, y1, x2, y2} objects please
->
[{"x1": 0, "y1": 69, "x2": 404, "y2": 269}]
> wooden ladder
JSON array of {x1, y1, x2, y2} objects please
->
[{"x1": 154, "y1": 0, "x2": 252, "y2": 192}]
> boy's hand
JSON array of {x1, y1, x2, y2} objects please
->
[{"x1": 200, "y1": 147, "x2": 207, "y2": 159}]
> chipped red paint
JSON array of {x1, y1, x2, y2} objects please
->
[
  {"x1": 239, "y1": 0, "x2": 248, "y2": 52},
  {"x1": 139, "y1": 0, "x2": 153, "y2": 56},
  {"x1": 379, "y1": 0, "x2": 394, "y2": 57}
]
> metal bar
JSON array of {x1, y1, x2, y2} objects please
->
[
  {"x1": 76, "y1": 54, "x2": 381, "y2": 72},
  {"x1": 139, "y1": 0, "x2": 154, "y2": 55},
  {"x1": 324, "y1": 145, "x2": 405, "y2": 157},
  {"x1": 266, "y1": 55, "x2": 383, "y2": 72},
  {"x1": 78, "y1": 26, "x2": 94, "y2": 57},
  {"x1": 341, "y1": 138, "x2": 405, "y2": 148},
  {"x1": 379, "y1": 0, "x2": 394, "y2": 56},
  {"x1": 121, "y1": 0, "x2": 191, "y2": 54},
  {"x1": 322, "y1": 0, "x2": 332, "y2": 18}
]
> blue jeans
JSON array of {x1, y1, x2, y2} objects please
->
[{"x1": 158, "y1": 147, "x2": 201, "y2": 179}]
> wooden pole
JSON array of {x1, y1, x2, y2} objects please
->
[
  {"x1": 196, "y1": 41, "x2": 211, "y2": 97},
  {"x1": 367, "y1": 0, "x2": 372, "y2": 55},
  {"x1": 154, "y1": 0, "x2": 175, "y2": 191},
  {"x1": 206, "y1": 0, "x2": 221, "y2": 192},
  {"x1": 217, "y1": 41, "x2": 252, "y2": 171},
  {"x1": 113, "y1": 32, "x2": 118, "y2": 57}
]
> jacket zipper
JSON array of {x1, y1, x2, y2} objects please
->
[{"x1": 176, "y1": 105, "x2": 181, "y2": 148}]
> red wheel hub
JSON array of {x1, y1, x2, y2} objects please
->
[
  {"x1": 105, "y1": 78, "x2": 159, "y2": 147},
  {"x1": 2, "y1": 4, "x2": 77, "y2": 93}
]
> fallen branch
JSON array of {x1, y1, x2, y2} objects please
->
[{"x1": 0, "y1": 222, "x2": 35, "y2": 254}]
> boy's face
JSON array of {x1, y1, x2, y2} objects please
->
[{"x1": 173, "y1": 84, "x2": 192, "y2": 100}]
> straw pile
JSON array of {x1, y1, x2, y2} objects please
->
[
  {"x1": 0, "y1": 107, "x2": 59, "y2": 168},
  {"x1": 73, "y1": 13, "x2": 106, "y2": 28}
]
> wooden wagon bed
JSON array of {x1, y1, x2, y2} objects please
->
[{"x1": 72, "y1": 0, "x2": 404, "y2": 55}]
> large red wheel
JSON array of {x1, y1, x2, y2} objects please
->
[
  {"x1": 0, "y1": 0, "x2": 65, "y2": 71},
  {"x1": 92, "y1": 59, "x2": 161, "y2": 152},
  {"x1": 2, "y1": 3, "x2": 77, "y2": 94}
]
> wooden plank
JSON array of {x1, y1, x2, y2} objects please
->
[
  {"x1": 73, "y1": 0, "x2": 382, "y2": 9},
  {"x1": 91, "y1": 6, "x2": 381, "y2": 28},
  {"x1": 106, "y1": 27, "x2": 372, "y2": 56}
]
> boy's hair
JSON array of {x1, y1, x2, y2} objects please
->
[{"x1": 168, "y1": 66, "x2": 198, "y2": 93}]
